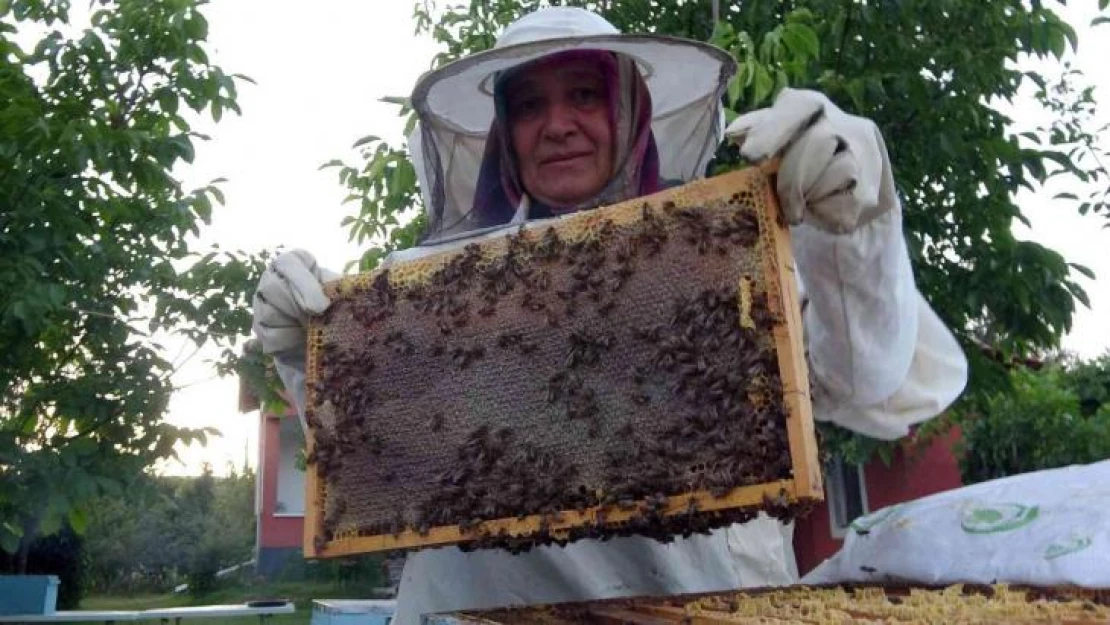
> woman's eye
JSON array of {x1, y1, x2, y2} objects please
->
[
  {"x1": 571, "y1": 87, "x2": 602, "y2": 107},
  {"x1": 510, "y1": 97, "x2": 542, "y2": 120}
]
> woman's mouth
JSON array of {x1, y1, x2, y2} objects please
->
[{"x1": 540, "y1": 152, "x2": 592, "y2": 166}]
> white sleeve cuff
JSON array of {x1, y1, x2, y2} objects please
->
[{"x1": 813, "y1": 293, "x2": 968, "y2": 440}]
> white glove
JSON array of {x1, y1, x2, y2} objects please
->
[
  {"x1": 725, "y1": 88, "x2": 898, "y2": 234},
  {"x1": 251, "y1": 249, "x2": 339, "y2": 355}
]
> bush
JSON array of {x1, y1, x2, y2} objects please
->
[
  {"x1": 85, "y1": 468, "x2": 256, "y2": 595},
  {"x1": 270, "y1": 553, "x2": 384, "y2": 587},
  {"x1": 0, "y1": 526, "x2": 88, "y2": 609},
  {"x1": 187, "y1": 539, "x2": 224, "y2": 597},
  {"x1": 958, "y1": 361, "x2": 1110, "y2": 484}
]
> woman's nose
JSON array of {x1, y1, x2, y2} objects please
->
[{"x1": 541, "y1": 101, "x2": 578, "y2": 140}]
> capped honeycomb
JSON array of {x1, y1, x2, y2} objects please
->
[
  {"x1": 428, "y1": 584, "x2": 1110, "y2": 624},
  {"x1": 303, "y1": 165, "x2": 822, "y2": 557}
]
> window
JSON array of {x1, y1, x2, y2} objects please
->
[
  {"x1": 825, "y1": 457, "x2": 868, "y2": 538},
  {"x1": 275, "y1": 416, "x2": 306, "y2": 516}
]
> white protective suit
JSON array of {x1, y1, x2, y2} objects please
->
[{"x1": 251, "y1": 8, "x2": 969, "y2": 625}]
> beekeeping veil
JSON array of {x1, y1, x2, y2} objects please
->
[{"x1": 408, "y1": 7, "x2": 737, "y2": 244}]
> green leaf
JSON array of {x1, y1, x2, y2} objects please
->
[
  {"x1": 366, "y1": 155, "x2": 389, "y2": 182},
  {"x1": 938, "y1": 134, "x2": 957, "y2": 158},
  {"x1": 788, "y1": 8, "x2": 816, "y2": 23},
  {"x1": 68, "y1": 507, "x2": 88, "y2": 534},
  {"x1": 39, "y1": 513, "x2": 62, "y2": 539},
  {"x1": 1045, "y1": 21, "x2": 1067, "y2": 59},
  {"x1": 781, "y1": 22, "x2": 819, "y2": 59},
  {"x1": 709, "y1": 20, "x2": 735, "y2": 48},
  {"x1": 1068, "y1": 284, "x2": 1091, "y2": 308},
  {"x1": 390, "y1": 161, "x2": 416, "y2": 193},
  {"x1": 157, "y1": 90, "x2": 179, "y2": 115},
  {"x1": 752, "y1": 66, "x2": 774, "y2": 106},
  {"x1": 186, "y1": 43, "x2": 208, "y2": 65},
  {"x1": 727, "y1": 75, "x2": 741, "y2": 106},
  {"x1": 1093, "y1": 16, "x2": 1110, "y2": 27},
  {"x1": 877, "y1": 443, "x2": 894, "y2": 467},
  {"x1": 352, "y1": 135, "x2": 380, "y2": 149},
  {"x1": 173, "y1": 136, "x2": 195, "y2": 164},
  {"x1": 1069, "y1": 263, "x2": 1096, "y2": 280},
  {"x1": 1058, "y1": 20, "x2": 1078, "y2": 53},
  {"x1": 185, "y1": 13, "x2": 209, "y2": 40},
  {"x1": 193, "y1": 194, "x2": 213, "y2": 223},
  {"x1": 20, "y1": 414, "x2": 38, "y2": 435},
  {"x1": 1053, "y1": 192, "x2": 1078, "y2": 201},
  {"x1": 0, "y1": 527, "x2": 19, "y2": 554}
]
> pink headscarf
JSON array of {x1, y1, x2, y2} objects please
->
[{"x1": 471, "y1": 50, "x2": 661, "y2": 227}]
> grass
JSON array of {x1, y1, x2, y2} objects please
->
[{"x1": 77, "y1": 579, "x2": 390, "y2": 625}]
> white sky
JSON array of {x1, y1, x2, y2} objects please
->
[{"x1": 157, "y1": 1, "x2": 1110, "y2": 476}]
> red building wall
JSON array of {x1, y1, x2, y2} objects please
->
[
  {"x1": 258, "y1": 410, "x2": 304, "y2": 550},
  {"x1": 793, "y1": 426, "x2": 964, "y2": 576}
]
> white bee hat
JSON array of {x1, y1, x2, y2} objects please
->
[{"x1": 407, "y1": 7, "x2": 736, "y2": 241}]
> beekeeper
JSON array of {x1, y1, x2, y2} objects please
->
[{"x1": 251, "y1": 7, "x2": 968, "y2": 624}]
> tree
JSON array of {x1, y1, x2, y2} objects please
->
[
  {"x1": 958, "y1": 354, "x2": 1110, "y2": 484},
  {"x1": 83, "y1": 466, "x2": 256, "y2": 595},
  {"x1": 323, "y1": 0, "x2": 1109, "y2": 459},
  {"x1": 0, "y1": 0, "x2": 266, "y2": 568}
]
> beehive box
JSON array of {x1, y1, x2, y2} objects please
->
[
  {"x1": 302, "y1": 163, "x2": 823, "y2": 558},
  {"x1": 426, "y1": 585, "x2": 1110, "y2": 624}
]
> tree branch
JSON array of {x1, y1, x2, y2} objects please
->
[{"x1": 835, "y1": 0, "x2": 855, "y2": 77}]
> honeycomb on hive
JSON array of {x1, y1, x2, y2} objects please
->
[
  {"x1": 430, "y1": 584, "x2": 1110, "y2": 624},
  {"x1": 302, "y1": 165, "x2": 822, "y2": 557}
]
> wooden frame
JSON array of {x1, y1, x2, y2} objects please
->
[
  {"x1": 302, "y1": 162, "x2": 822, "y2": 558},
  {"x1": 426, "y1": 584, "x2": 1110, "y2": 624}
]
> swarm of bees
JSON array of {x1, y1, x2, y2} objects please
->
[{"x1": 305, "y1": 171, "x2": 811, "y2": 554}]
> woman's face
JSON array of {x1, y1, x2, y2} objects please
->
[{"x1": 504, "y1": 57, "x2": 614, "y2": 207}]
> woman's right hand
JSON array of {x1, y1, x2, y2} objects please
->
[{"x1": 251, "y1": 249, "x2": 338, "y2": 355}]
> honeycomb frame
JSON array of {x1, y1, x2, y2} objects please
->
[
  {"x1": 426, "y1": 584, "x2": 1110, "y2": 624},
  {"x1": 302, "y1": 163, "x2": 823, "y2": 558}
]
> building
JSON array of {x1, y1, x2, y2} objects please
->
[
  {"x1": 793, "y1": 426, "x2": 964, "y2": 575},
  {"x1": 242, "y1": 376, "x2": 964, "y2": 579},
  {"x1": 239, "y1": 376, "x2": 307, "y2": 578}
]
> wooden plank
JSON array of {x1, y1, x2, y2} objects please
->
[
  {"x1": 586, "y1": 608, "x2": 680, "y2": 624},
  {"x1": 302, "y1": 322, "x2": 324, "y2": 557},
  {"x1": 303, "y1": 322, "x2": 327, "y2": 557},
  {"x1": 303, "y1": 461, "x2": 323, "y2": 557},
  {"x1": 755, "y1": 161, "x2": 823, "y2": 501}
]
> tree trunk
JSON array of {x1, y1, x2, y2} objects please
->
[
  {"x1": 16, "y1": 536, "x2": 32, "y2": 574},
  {"x1": 15, "y1": 514, "x2": 41, "y2": 574}
]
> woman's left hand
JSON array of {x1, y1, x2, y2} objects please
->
[{"x1": 725, "y1": 88, "x2": 898, "y2": 235}]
